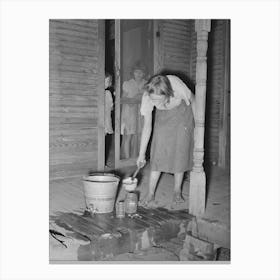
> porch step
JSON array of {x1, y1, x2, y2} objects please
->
[{"x1": 50, "y1": 207, "x2": 193, "y2": 261}]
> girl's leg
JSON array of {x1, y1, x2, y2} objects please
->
[
  {"x1": 141, "y1": 171, "x2": 161, "y2": 205},
  {"x1": 130, "y1": 134, "x2": 138, "y2": 158},
  {"x1": 148, "y1": 171, "x2": 161, "y2": 197},
  {"x1": 125, "y1": 134, "x2": 132, "y2": 158},
  {"x1": 173, "y1": 172, "x2": 185, "y2": 203},
  {"x1": 121, "y1": 134, "x2": 131, "y2": 159}
]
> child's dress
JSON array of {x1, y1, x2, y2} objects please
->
[
  {"x1": 105, "y1": 89, "x2": 113, "y2": 134},
  {"x1": 121, "y1": 78, "x2": 146, "y2": 135}
]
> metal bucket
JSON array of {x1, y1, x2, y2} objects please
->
[{"x1": 82, "y1": 173, "x2": 120, "y2": 213}]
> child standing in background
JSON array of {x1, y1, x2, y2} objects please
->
[
  {"x1": 105, "y1": 72, "x2": 114, "y2": 166},
  {"x1": 121, "y1": 61, "x2": 147, "y2": 159}
]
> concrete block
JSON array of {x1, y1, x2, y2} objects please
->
[
  {"x1": 190, "y1": 217, "x2": 230, "y2": 249},
  {"x1": 179, "y1": 233, "x2": 217, "y2": 261}
]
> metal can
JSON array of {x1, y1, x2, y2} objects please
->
[
  {"x1": 125, "y1": 192, "x2": 138, "y2": 214},
  {"x1": 116, "y1": 201, "x2": 125, "y2": 218}
]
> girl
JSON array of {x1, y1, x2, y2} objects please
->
[
  {"x1": 104, "y1": 72, "x2": 114, "y2": 166},
  {"x1": 121, "y1": 61, "x2": 147, "y2": 159},
  {"x1": 137, "y1": 74, "x2": 195, "y2": 207}
]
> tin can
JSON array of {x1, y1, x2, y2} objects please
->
[
  {"x1": 116, "y1": 201, "x2": 125, "y2": 218},
  {"x1": 125, "y1": 192, "x2": 138, "y2": 214}
]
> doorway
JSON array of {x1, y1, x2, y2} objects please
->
[
  {"x1": 104, "y1": 19, "x2": 154, "y2": 170},
  {"x1": 104, "y1": 20, "x2": 115, "y2": 168}
]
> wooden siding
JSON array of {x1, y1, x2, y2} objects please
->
[
  {"x1": 189, "y1": 20, "x2": 197, "y2": 85},
  {"x1": 205, "y1": 20, "x2": 228, "y2": 165},
  {"x1": 49, "y1": 19, "x2": 101, "y2": 180},
  {"x1": 161, "y1": 20, "x2": 192, "y2": 77},
  {"x1": 156, "y1": 19, "x2": 195, "y2": 96}
]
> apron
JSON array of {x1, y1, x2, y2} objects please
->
[{"x1": 150, "y1": 101, "x2": 194, "y2": 173}]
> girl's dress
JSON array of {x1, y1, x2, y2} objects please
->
[
  {"x1": 140, "y1": 75, "x2": 194, "y2": 173},
  {"x1": 105, "y1": 89, "x2": 113, "y2": 134},
  {"x1": 121, "y1": 78, "x2": 146, "y2": 135}
]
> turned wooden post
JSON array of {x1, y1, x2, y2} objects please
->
[{"x1": 189, "y1": 20, "x2": 211, "y2": 216}]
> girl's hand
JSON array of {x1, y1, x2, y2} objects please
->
[{"x1": 136, "y1": 155, "x2": 146, "y2": 168}]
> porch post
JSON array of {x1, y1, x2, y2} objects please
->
[{"x1": 189, "y1": 20, "x2": 211, "y2": 216}]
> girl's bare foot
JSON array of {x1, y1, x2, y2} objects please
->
[
  {"x1": 139, "y1": 193, "x2": 157, "y2": 208},
  {"x1": 172, "y1": 192, "x2": 185, "y2": 204}
]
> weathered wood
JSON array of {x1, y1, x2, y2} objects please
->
[
  {"x1": 50, "y1": 19, "x2": 98, "y2": 30},
  {"x1": 49, "y1": 72, "x2": 98, "y2": 83},
  {"x1": 114, "y1": 20, "x2": 121, "y2": 168},
  {"x1": 50, "y1": 53, "x2": 99, "y2": 63},
  {"x1": 50, "y1": 128, "x2": 97, "y2": 136},
  {"x1": 164, "y1": 20, "x2": 188, "y2": 27},
  {"x1": 189, "y1": 21, "x2": 197, "y2": 84},
  {"x1": 205, "y1": 20, "x2": 229, "y2": 164},
  {"x1": 50, "y1": 123, "x2": 98, "y2": 131},
  {"x1": 162, "y1": 30, "x2": 190, "y2": 41},
  {"x1": 163, "y1": 26, "x2": 188, "y2": 36},
  {"x1": 97, "y1": 20, "x2": 105, "y2": 171},
  {"x1": 82, "y1": 213, "x2": 117, "y2": 234},
  {"x1": 49, "y1": 140, "x2": 97, "y2": 154},
  {"x1": 50, "y1": 39, "x2": 98, "y2": 51},
  {"x1": 49, "y1": 82, "x2": 97, "y2": 90},
  {"x1": 164, "y1": 51, "x2": 189, "y2": 61},
  {"x1": 50, "y1": 64, "x2": 98, "y2": 74},
  {"x1": 49, "y1": 23, "x2": 98, "y2": 38},
  {"x1": 50, "y1": 25, "x2": 98, "y2": 38},
  {"x1": 137, "y1": 208, "x2": 167, "y2": 226},
  {"x1": 189, "y1": 20, "x2": 211, "y2": 216},
  {"x1": 50, "y1": 60, "x2": 98, "y2": 72},
  {"x1": 49, "y1": 77, "x2": 97, "y2": 86},
  {"x1": 50, "y1": 96, "x2": 97, "y2": 107},
  {"x1": 50, "y1": 160, "x2": 98, "y2": 180},
  {"x1": 153, "y1": 20, "x2": 164, "y2": 74},
  {"x1": 163, "y1": 40, "x2": 189, "y2": 50},
  {"x1": 54, "y1": 212, "x2": 104, "y2": 238},
  {"x1": 50, "y1": 106, "x2": 97, "y2": 114},
  {"x1": 50, "y1": 111, "x2": 97, "y2": 118},
  {"x1": 49, "y1": 43, "x2": 98, "y2": 56},
  {"x1": 49, "y1": 19, "x2": 99, "y2": 180},
  {"x1": 158, "y1": 19, "x2": 192, "y2": 75},
  {"x1": 218, "y1": 20, "x2": 230, "y2": 168},
  {"x1": 51, "y1": 206, "x2": 193, "y2": 260},
  {"x1": 50, "y1": 117, "x2": 97, "y2": 125},
  {"x1": 50, "y1": 151, "x2": 97, "y2": 166}
]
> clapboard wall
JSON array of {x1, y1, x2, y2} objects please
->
[
  {"x1": 49, "y1": 20, "x2": 103, "y2": 180},
  {"x1": 155, "y1": 20, "x2": 195, "y2": 92},
  {"x1": 204, "y1": 20, "x2": 229, "y2": 165}
]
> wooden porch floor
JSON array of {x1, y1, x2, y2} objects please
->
[
  {"x1": 49, "y1": 165, "x2": 230, "y2": 261},
  {"x1": 49, "y1": 164, "x2": 230, "y2": 225}
]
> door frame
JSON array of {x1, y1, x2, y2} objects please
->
[
  {"x1": 114, "y1": 19, "x2": 154, "y2": 169},
  {"x1": 97, "y1": 19, "x2": 105, "y2": 171}
]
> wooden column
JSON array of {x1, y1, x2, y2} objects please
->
[{"x1": 189, "y1": 20, "x2": 211, "y2": 216}]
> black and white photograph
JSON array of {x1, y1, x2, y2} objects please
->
[
  {"x1": 49, "y1": 19, "x2": 231, "y2": 263},
  {"x1": 1, "y1": 0, "x2": 280, "y2": 279}
]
